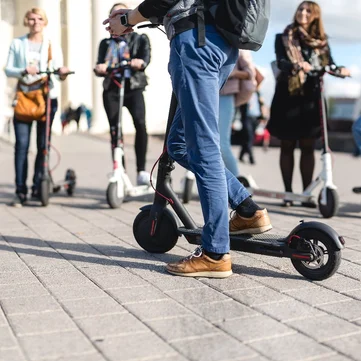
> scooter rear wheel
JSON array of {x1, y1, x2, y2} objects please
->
[
  {"x1": 133, "y1": 209, "x2": 178, "y2": 253},
  {"x1": 318, "y1": 188, "x2": 339, "y2": 218},
  {"x1": 40, "y1": 179, "x2": 50, "y2": 207},
  {"x1": 106, "y1": 181, "x2": 124, "y2": 209},
  {"x1": 291, "y1": 229, "x2": 341, "y2": 280}
]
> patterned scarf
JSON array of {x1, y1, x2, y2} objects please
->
[
  {"x1": 282, "y1": 24, "x2": 330, "y2": 95},
  {"x1": 104, "y1": 37, "x2": 129, "y2": 69}
]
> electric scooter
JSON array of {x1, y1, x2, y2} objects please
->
[
  {"x1": 38, "y1": 69, "x2": 76, "y2": 207},
  {"x1": 132, "y1": 92, "x2": 344, "y2": 281},
  {"x1": 237, "y1": 65, "x2": 349, "y2": 219},
  {"x1": 103, "y1": 61, "x2": 154, "y2": 209}
]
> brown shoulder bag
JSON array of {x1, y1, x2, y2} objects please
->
[{"x1": 14, "y1": 43, "x2": 52, "y2": 122}]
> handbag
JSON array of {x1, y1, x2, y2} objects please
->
[{"x1": 13, "y1": 43, "x2": 52, "y2": 122}]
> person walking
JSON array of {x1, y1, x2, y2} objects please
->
[
  {"x1": 267, "y1": 1, "x2": 350, "y2": 208},
  {"x1": 219, "y1": 50, "x2": 256, "y2": 176},
  {"x1": 103, "y1": 0, "x2": 272, "y2": 278},
  {"x1": 5, "y1": 7, "x2": 69, "y2": 207},
  {"x1": 94, "y1": 2, "x2": 152, "y2": 186}
]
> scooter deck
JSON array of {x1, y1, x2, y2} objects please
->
[{"x1": 178, "y1": 227, "x2": 288, "y2": 254}]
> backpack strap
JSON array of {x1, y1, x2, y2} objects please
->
[{"x1": 197, "y1": 1, "x2": 206, "y2": 47}]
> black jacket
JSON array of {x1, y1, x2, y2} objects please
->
[{"x1": 96, "y1": 32, "x2": 151, "y2": 91}]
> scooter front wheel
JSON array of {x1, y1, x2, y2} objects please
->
[
  {"x1": 291, "y1": 228, "x2": 341, "y2": 280},
  {"x1": 106, "y1": 181, "x2": 124, "y2": 209},
  {"x1": 318, "y1": 188, "x2": 339, "y2": 218},
  {"x1": 40, "y1": 179, "x2": 50, "y2": 207},
  {"x1": 133, "y1": 208, "x2": 179, "y2": 253}
]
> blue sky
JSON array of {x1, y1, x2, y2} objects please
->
[{"x1": 250, "y1": 0, "x2": 361, "y2": 106}]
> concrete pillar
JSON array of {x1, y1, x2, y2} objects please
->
[
  {"x1": 64, "y1": 0, "x2": 92, "y2": 110},
  {"x1": 90, "y1": 0, "x2": 115, "y2": 134}
]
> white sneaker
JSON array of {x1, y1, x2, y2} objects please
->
[{"x1": 137, "y1": 171, "x2": 152, "y2": 186}]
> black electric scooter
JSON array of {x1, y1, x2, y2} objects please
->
[
  {"x1": 133, "y1": 92, "x2": 345, "y2": 281},
  {"x1": 38, "y1": 69, "x2": 76, "y2": 206}
]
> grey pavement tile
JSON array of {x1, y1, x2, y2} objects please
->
[
  {"x1": 226, "y1": 286, "x2": 291, "y2": 306},
  {"x1": 61, "y1": 296, "x2": 126, "y2": 319},
  {"x1": 284, "y1": 287, "x2": 350, "y2": 306},
  {"x1": 109, "y1": 285, "x2": 169, "y2": 304},
  {"x1": 0, "y1": 348, "x2": 26, "y2": 361},
  {"x1": 338, "y1": 260, "x2": 361, "y2": 281},
  {"x1": 90, "y1": 272, "x2": 149, "y2": 289},
  {"x1": 285, "y1": 314, "x2": 361, "y2": 342},
  {"x1": 254, "y1": 299, "x2": 326, "y2": 322},
  {"x1": 0, "y1": 326, "x2": 17, "y2": 348},
  {"x1": 314, "y1": 275, "x2": 361, "y2": 293},
  {"x1": 0, "y1": 270, "x2": 38, "y2": 285},
  {"x1": 125, "y1": 299, "x2": 192, "y2": 321},
  {"x1": 145, "y1": 315, "x2": 217, "y2": 342},
  {"x1": 36, "y1": 352, "x2": 106, "y2": 361},
  {"x1": 201, "y1": 274, "x2": 264, "y2": 292},
  {"x1": 250, "y1": 333, "x2": 335, "y2": 361},
  {"x1": 166, "y1": 286, "x2": 229, "y2": 306},
  {"x1": 342, "y1": 289, "x2": 361, "y2": 301},
  {"x1": 8, "y1": 310, "x2": 76, "y2": 336},
  {"x1": 315, "y1": 354, "x2": 356, "y2": 361},
  {"x1": 341, "y1": 249, "x2": 361, "y2": 262},
  {"x1": 75, "y1": 312, "x2": 149, "y2": 339},
  {"x1": 324, "y1": 333, "x2": 361, "y2": 361},
  {"x1": 248, "y1": 275, "x2": 316, "y2": 293},
  {"x1": 0, "y1": 261, "x2": 30, "y2": 273},
  {"x1": 318, "y1": 299, "x2": 361, "y2": 322},
  {"x1": 171, "y1": 333, "x2": 257, "y2": 361},
  {"x1": 188, "y1": 300, "x2": 258, "y2": 323},
  {"x1": 96, "y1": 332, "x2": 177, "y2": 361},
  {"x1": 35, "y1": 270, "x2": 91, "y2": 287},
  {"x1": 18, "y1": 331, "x2": 94, "y2": 361},
  {"x1": 217, "y1": 314, "x2": 295, "y2": 343},
  {"x1": 1, "y1": 295, "x2": 61, "y2": 315},
  {"x1": 149, "y1": 274, "x2": 205, "y2": 292},
  {"x1": 47, "y1": 282, "x2": 107, "y2": 301},
  {"x1": 0, "y1": 312, "x2": 6, "y2": 326},
  {"x1": 0, "y1": 283, "x2": 49, "y2": 300}
]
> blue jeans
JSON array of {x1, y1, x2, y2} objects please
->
[
  {"x1": 352, "y1": 116, "x2": 361, "y2": 155},
  {"x1": 13, "y1": 98, "x2": 58, "y2": 195},
  {"x1": 167, "y1": 26, "x2": 250, "y2": 254},
  {"x1": 219, "y1": 94, "x2": 239, "y2": 176}
]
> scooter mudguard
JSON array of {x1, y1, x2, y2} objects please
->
[
  {"x1": 139, "y1": 204, "x2": 180, "y2": 234},
  {"x1": 289, "y1": 221, "x2": 344, "y2": 250}
]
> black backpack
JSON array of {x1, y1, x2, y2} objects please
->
[{"x1": 198, "y1": 0, "x2": 270, "y2": 51}]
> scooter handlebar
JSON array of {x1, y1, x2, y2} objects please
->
[
  {"x1": 307, "y1": 65, "x2": 349, "y2": 78},
  {"x1": 37, "y1": 69, "x2": 75, "y2": 75}
]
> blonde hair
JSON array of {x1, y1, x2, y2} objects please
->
[{"x1": 23, "y1": 8, "x2": 48, "y2": 27}]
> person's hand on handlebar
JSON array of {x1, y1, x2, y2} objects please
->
[
  {"x1": 298, "y1": 61, "x2": 313, "y2": 73},
  {"x1": 339, "y1": 67, "x2": 351, "y2": 77},
  {"x1": 94, "y1": 63, "x2": 107, "y2": 76},
  {"x1": 130, "y1": 58, "x2": 145, "y2": 70},
  {"x1": 58, "y1": 66, "x2": 70, "y2": 80},
  {"x1": 25, "y1": 65, "x2": 39, "y2": 75}
]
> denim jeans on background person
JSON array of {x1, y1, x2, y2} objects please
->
[
  {"x1": 352, "y1": 116, "x2": 361, "y2": 156},
  {"x1": 167, "y1": 25, "x2": 250, "y2": 254},
  {"x1": 13, "y1": 98, "x2": 58, "y2": 195},
  {"x1": 219, "y1": 94, "x2": 239, "y2": 176}
]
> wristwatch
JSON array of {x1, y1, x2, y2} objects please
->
[{"x1": 120, "y1": 13, "x2": 133, "y2": 27}]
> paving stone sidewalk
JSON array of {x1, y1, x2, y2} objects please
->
[{"x1": 0, "y1": 133, "x2": 361, "y2": 361}]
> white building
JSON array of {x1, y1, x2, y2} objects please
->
[{"x1": 0, "y1": 0, "x2": 173, "y2": 137}]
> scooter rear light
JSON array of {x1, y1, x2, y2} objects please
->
[{"x1": 339, "y1": 236, "x2": 345, "y2": 245}]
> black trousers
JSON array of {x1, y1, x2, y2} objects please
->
[{"x1": 103, "y1": 86, "x2": 147, "y2": 172}]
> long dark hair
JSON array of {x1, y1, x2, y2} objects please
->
[{"x1": 293, "y1": 1, "x2": 326, "y2": 40}]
